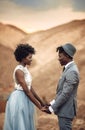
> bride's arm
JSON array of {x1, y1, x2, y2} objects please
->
[
  {"x1": 15, "y1": 69, "x2": 42, "y2": 110},
  {"x1": 31, "y1": 86, "x2": 45, "y2": 106}
]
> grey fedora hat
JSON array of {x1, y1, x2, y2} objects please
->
[{"x1": 57, "y1": 43, "x2": 76, "y2": 57}]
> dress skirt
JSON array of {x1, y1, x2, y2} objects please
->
[{"x1": 3, "y1": 90, "x2": 36, "y2": 130}]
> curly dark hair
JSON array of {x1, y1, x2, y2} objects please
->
[{"x1": 14, "y1": 43, "x2": 35, "y2": 62}]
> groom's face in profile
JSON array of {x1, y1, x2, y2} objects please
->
[{"x1": 58, "y1": 52, "x2": 69, "y2": 66}]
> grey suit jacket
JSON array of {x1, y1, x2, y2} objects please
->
[{"x1": 52, "y1": 62, "x2": 80, "y2": 119}]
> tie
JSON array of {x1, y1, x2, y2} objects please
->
[{"x1": 63, "y1": 67, "x2": 65, "y2": 72}]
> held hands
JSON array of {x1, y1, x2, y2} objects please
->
[
  {"x1": 39, "y1": 97, "x2": 52, "y2": 114},
  {"x1": 41, "y1": 104, "x2": 51, "y2": 114}
]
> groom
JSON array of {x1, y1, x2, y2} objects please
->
[{"x1": 44, "y1": 43, "x2": 80, "y2": 130}]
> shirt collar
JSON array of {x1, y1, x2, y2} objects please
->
[{"x1": 65, "y1": 61, "x2": 74, "y2": 69}]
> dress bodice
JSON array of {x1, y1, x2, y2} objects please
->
[{"x1": 13, "y1": 65, "x2": 32, "y2": 90}]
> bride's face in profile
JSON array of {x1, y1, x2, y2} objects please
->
[{"x1": 22, "y1": 53, "x2": 33, "y2": 66}]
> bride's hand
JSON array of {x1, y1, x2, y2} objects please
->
[
  {"x1": 41, "y1": 106, "x2": 51, "y2": 114},
  {"x1": 41, "y1": 106, "x2": 47, "y2": 111}
]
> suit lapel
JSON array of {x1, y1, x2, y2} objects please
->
[
  {"x1": 64, "y1": 62, "x2": 75, "y2": 73},
  {"x1": 56, "y1": 62, "x2": 76, "y2": 92}
]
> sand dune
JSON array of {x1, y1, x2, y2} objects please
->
[{"x1": 0, "y1": 23, "x2": 27, "y2": 49}]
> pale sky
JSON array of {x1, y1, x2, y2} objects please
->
[{"x1": 0, "y1": 0, "x2": 85, "y2": 32}]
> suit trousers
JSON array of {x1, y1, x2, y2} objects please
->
[{"x1": 58, "y1": 116, "x2": 73, "y2": 130}]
